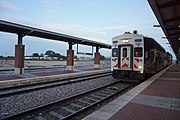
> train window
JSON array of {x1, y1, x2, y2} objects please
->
[
  {"x1": 145, "y1": 52, "x2": 148, "y2": 59},
  {"x1": 112, "y1": 48, "x2": 118, "y2": 57},
  {"x1": 149, "y1": 51, "x2": 154, "y2": 62},
  {"x1": 113, "y1": 41, "x2": 118, "y2": 43},
  {"x1": 123, "y1": 48, "x2": 127, "y2": 57},
  {"x1": 135, "y1": 39, "x2": 142, "y2": 42},
  {"x1": 134, "y1": 47, "x2": 143, "y2": 57}
]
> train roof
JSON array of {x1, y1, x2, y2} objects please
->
[
  {"x1": 112, "y1": 32, "x2": 143, "y2": 40},
  {"x1": 112, "y1": 31, "x2": 166, "y2": 52}
]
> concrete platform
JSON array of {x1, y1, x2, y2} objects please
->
[
  {"x1": 0, "y1": 65, "x2": 109, "y2": 81},
  {"x1": 0, "y1": 65, "x2": 110, "y2": 89},
  {"x1": 83, "y1": 64, "x2": 180, "y2": 120}
]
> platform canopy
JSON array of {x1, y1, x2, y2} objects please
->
[
  {"x1": 148, "y1": 0, "x2": 180, "y2": 58},
  {"x1": 0, "y1": 20, "x2": 111, "y2": 49}
]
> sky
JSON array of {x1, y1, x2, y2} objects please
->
[{"x1": 0, "y1": 0, "x2": 175, "y2": 58}]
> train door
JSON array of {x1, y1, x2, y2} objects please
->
[{"x1": 119, "y1": 45, "x2": 132, "y2": 70}]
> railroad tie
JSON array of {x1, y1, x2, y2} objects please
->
[
  {"x1": 49, "y1": 111, "x2": 65, "y2": 119},
  {"x1": 35, "y1": 116, "x2": 47, "y2": 120},
  {"x1": 71, "y1": 103, "x2": 84, "y2": 108},
  {"x1": 61, "y1": 107, "x2": 76, "y2": 113}
]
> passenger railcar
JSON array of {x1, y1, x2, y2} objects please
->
[{"x1": 111, "y1": 31, "x2": 172, "y2": 82}]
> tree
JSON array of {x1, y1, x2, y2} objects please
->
[
  {"x1": 32, "y1": 53, "x2": 39, "y2": 57},
  {"x1": 61, "y1": 55, "x2": 67, "y2": 60},
  {"x1": 100, "y1": 54, "x2": 106, "y2": 60},
  {"x1": 40, "y1": 53, "x2": 44, "y2": 57},
  {"x1": 7, "y1": 56, "x2": 14, "y2": 58},
  {"x1": 32, "y1": 53, "x2": 40, "y2": 59},
  {"x1": 44, "y1": 50, "x2": 67, "y2": 60},
  {"x1": 74, "y1": 55, "x2": 78, "y2": 60},
  {"x1": 45, "y1": 50, "x2": 55, "y2": 58},
  {"x1": 54, "y1": 53, "x2": 61, "y2": 59}
]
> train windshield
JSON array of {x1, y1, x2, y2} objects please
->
[
  {"x1": 123, "y1": 48, "x2": 127, "y2": 57},
  {"x1": 112, "y1": 48, "x2": 118, "y2": 57},
  {"x1": 134, "y1": 47, "x2": 143, "y2": 57}
]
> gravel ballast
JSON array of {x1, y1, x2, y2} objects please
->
[{"x1": 0, "y1": 75, "x2": 116, "y2": 119}]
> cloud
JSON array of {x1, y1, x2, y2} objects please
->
[
  {"x1": 39, "y1": 23, "x2": 109, "y2": 43},
  {"x1": 96, "y1": 24, "x2": 144, "y2": 36},
  {"x1": 40, "y1": 0, "x2": 61, "y2": 16},
  {"x1": 0, "y1": 1, "x2": 18, "y2": 12},
  {"x1": 0, "y1": 1, "x2": 24, "y2": 23},
  {"x1": 96, "y1": 25, "x2": 128, "y2": 31}
]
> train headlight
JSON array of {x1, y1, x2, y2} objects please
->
[
  {"x1": 138, "y1": 66, "x2": 142, "y2": 69},
  {"x1": 123, "y1": 40, "x2": 129, "y2": 43}
]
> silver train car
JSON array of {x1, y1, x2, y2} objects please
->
[{"x1": 111, "y1": 31, "x2": 172, "y2": 82}]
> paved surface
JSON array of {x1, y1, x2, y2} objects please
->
[
  {"x1": 0, "y1": 65, "x2": 109, "y2": 81},
  {"x1": 83, "y1": 64, "x2": 180, "y2": 120},
  {"x1": 0, "y1": 65, "x2": 111, "y2": 89}
]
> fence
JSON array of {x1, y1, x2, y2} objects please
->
[{"x1": 0, "y1": 59, "x2": 14, "y2": 68}]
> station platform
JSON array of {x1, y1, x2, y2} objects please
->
[
  {"x1": 83, "y1": 64, "x2": 180, "y2": 120},
  {"x1": 0, "y1": 65, "x2": 110, "y2": 89},
  {"x1": 0, "y1": 65, "x2": 109, "y2": 81}
]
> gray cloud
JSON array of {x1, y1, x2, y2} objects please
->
[
  {"x1": 0, "y1": 1, "x2": 18, "y2": 13},
  {"x1": 40, "y1": 0, "x2": 61, "y2": 16},
  {"x1": 40, "y1": 23, "x2": 109, "y2": 43}
]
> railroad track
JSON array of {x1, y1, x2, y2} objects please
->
[
  {"x1": 0, "y1": 71, "x2": 112, "y2": 98},
  {"x1": 3, "y1": 81, "x2": 136, "y2": 120}
]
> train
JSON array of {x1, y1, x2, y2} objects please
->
[{"x1": 111, "y1": 30, "x2": 172, "y2": 82}]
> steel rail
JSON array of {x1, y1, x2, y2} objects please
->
[
  {"x1": 3, "y1": 81, "x2": 136, "y2": 120},
  {"x1": 0, "y1": 71, "x2": 112, "y2": 98}
]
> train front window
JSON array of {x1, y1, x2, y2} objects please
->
[
  {"x1": 134, "y1": 47, "x2": 143, "y2": 57},
  {"x1": 123, "y1": 48, "x2": 127, "y2": 57},
  {"x1": 112, "y1": 48, "x2": 118, "y2": 57}
]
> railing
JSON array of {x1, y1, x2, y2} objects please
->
[
  {"x1": 26, "y1": 65, "x2": 46, "y2": 73},
  {"x1": 52, "y1": 65, "x2": 66, "y2": 71},
  {"x1": 0, "y1": 59, "x2": 14, "y2": 68},
  {"x1": 26, "y1": 65, "x2": 66, "y2": 73}
]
